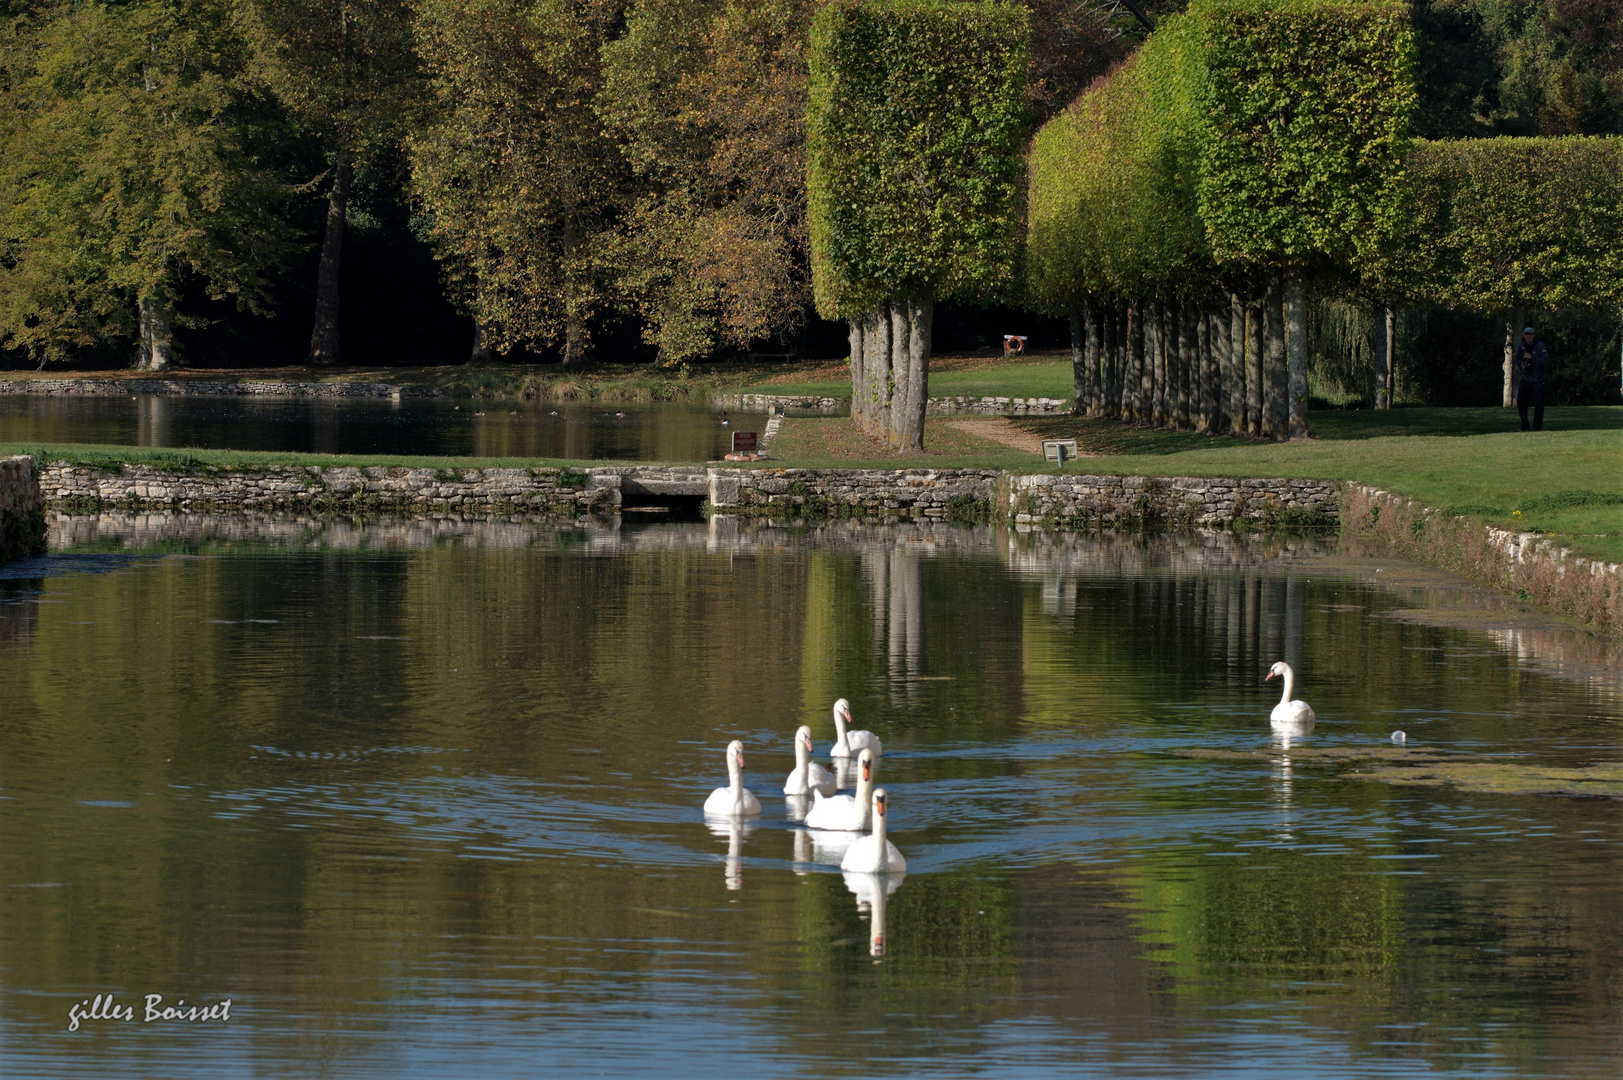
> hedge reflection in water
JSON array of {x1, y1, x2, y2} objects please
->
[{"x1": 1, "y1": 517, "x2": 1619, "y2": 1078}]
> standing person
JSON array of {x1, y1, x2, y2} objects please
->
[{"x1": 1514, "y1": 326, "x2": 1549, "y2": 432}]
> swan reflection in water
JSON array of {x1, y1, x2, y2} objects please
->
[
  {"x1": 784, "y1": 793, "x2": 812, "y2": 824},
  {"x1": 844, "y1": 870, "x2": 905, "y2": 957},
  {"x1": 705, "y1": 818, "x2": 757, "y2": 891},
  {"x1": 1270, "y1": 730, "x2": 1298, "y2": 842},
  {"x1": 793, "y1": 828, "x2": 858, "y2": 866}
]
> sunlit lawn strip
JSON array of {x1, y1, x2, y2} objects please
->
[{"x1": 769, "y1": 416, "x2": 1623, "y2": 563}]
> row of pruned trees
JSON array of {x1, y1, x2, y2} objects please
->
[
  {"x1": 1028, "y1": 0, "x2": 1415, "y2": 439},
  {"x1": 1028, "y1": 0, "x2": 1623, "y2": 435}
]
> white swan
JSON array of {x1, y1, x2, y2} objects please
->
[
  {"x1": 804, "y1": 748, "x2": 875, "y2": 831},
  {"x1": 784, "y1": 725, "x2": 837, "y2": 797},
  {"x1": 702, "y1": 740, "x2": 762, "y2": 817},
  {"x1": 840, "y1": 787, "x2": 907, "y2": 874},
  {"x1": 829, "y1": 698, "x2": 882, "y2": 758},
  {"x1": 1265, "y1": 661, "x2": 1315, "y2": 731}
]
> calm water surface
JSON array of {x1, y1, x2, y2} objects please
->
[
  {"x1": 1, "y1": 518, "x2": 1619, "y2": 1078},
  {"x1": 0, "y1": 394, "x2": 744, "y2": 460}
]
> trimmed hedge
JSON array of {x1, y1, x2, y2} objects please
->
[
  {"x1": 1028, "y1": 0, "x2": 1414, "y2": 299},
  {"x1": 1194, "y1": 0, "x2": 1415, "y2": 274},
  {"x1": 807, "y1": 0, "x2": 1028, "y2": 319},
  {"x1": 1404, "y1": 137, "x2": 1623, "y2": 313}
]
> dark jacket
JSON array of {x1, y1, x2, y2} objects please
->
[{"x1": 1515, "y1": 338, "x2": 1549, "y2": 385}]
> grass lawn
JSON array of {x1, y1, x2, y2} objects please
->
[
  {"x1": 7, "y1": 399, "x2": 1619, "y2": 563},
  {"x1": 770, "y1": 410, "x2": 1623, "y2": 563},
  {"x1": 742, "y1": 350, "x2": 1073, "y2": 400}
]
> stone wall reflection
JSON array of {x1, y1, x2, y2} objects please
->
[{"x1": 43, "y1": 512, "x2": 1623, "y2": 697}]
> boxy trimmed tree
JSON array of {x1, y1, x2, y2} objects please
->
[
  {"x1": 808, "y1": 0, "x2": 1028, "y2": 451},
  {"x1": 1404, "y1": 137, "x2": 1623, "y2": 405},
  {"x1": 1027, "y1": 0, "x2": 1414, "y2": 438}
]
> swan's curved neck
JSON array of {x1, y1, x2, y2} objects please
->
[
  {"x1": 873, "y1": 803, "x2": 888, "y2": 867},
  {"x1": 1278, "y1": 667, "x2": 1295, "y2": 706},
  {"x1": 834, "y1": 710, "x2": 848, "y2": 741},
  {"x1": 856, "y1": 768, "x2": 873, "y2": 807},
  {"x1": 728, "y1": 756, "x2": 743, "y2": 795},
  {"x1": 795, "y1": 738, "x2": 809, "y2": 769}
]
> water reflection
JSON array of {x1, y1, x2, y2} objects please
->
[
  {"x1": 0, "y1": 394, "x2": 739, "y2": 461},
  {"x1": 3, "y1": 515, "x2": 1621, "y2": 1077},
  {"x1": 706, "y1": 819, "x2": 755, "y2": 892},
  {"x1": 845, "y1": 871, "x2": 906, "y2": 957}
]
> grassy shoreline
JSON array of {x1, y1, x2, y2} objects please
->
[{"x1": 8, "y1": 404, "x2": 1619, "y2": 562}]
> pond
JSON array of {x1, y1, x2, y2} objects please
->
[
  {"x1": 2, "y1": 518, "x2": 1619, "y2": 1078},
  {"x1": 0, "y1": 394, "x2": 748, "y2": 461}
]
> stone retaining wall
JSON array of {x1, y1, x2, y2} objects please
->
[
  {"x1": 1008, "y1": 473, "x2": 1342, "y2": 529},
  {"x1": 714, "y1": 392, "x2": 844, "y2": 412},
  {"x1": 31, "y1": 458, "x2": 1344, "y2": 532},
  {"x1": 36, "y1": 461, "x2": 719, "y2": 514},
  {"x1": 708, "y1": 468, "x2": 1001, "y2": 519},
  {"x1": 1, "y1": 455, "x2": 47, "y2": 562},
  {"x1": 926, "y1": 395, "x2": 1071, "y2": 415},
  {"x1": 1342, "y1": 484, "x2": 1622, "y2": 635},
  {"x1": 2, "y1": 378, "x2": 436, "y2": 398}
]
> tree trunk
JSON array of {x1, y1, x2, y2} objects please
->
[
  {"x1": 1226, "y1": 292, "x2": 1245, "y2": 434},
  {"x1": 850, "y1": 291, "x2": 931, "y2": 452},
  {"x1": 1263, "y1": 278, "x2": 1287, "y2": 440},
  {"x1": 1175, "y1": 300, "x2": 1193, "y2": 429},
  {"x1": 308, "y1": 154, "x2": 352, "y2": 367},
  {"x1": 1069, "y1": 304, "x2": 1087, "y2": 415},
  {"x1": 470, "y1": 320, "x2": 494, "y2": 364},
  {"x1": 1371, "y1": 306, "x2": 1389, "y2": 409},
  {"x1": 896, "y1": 289, "x2": 931, "y2": 452},
  {"x1": 1200, "y1": 301, "x2": 1217, "y2": 432},
  {"x1": 1502, "y1": 310, "x2": 1525, "y2": 407},
  {"x1": 562, "y1": 311, "x2": 588, "y2": 368},
  {"x1": 1286, "y1": 275, "x2": 1309, "y2": 439},
  {"x1": 1146, "y1": 302, "x2": 1163, "y2": 426},
  {"x1": 867, "y1": 304, "x2": 894, "y2": 442},
  {"x1": 1384, "y1": 307, "x2": 1397, "y2": 408},
  {"x1": 1084, "y1": 300, "x2": 1101, "y2": 415},
  {"x1": 1130, "y1": 299, "x2": 1147, "y2": 421},
  {"x1": 134, "y1": 292, "x2": 176, "y2": 372},
  {"x1": 1107, "y1": 296, "x2": 1123, "y2": 418},
  {"x1": 849, "y1": 319, "x2": 866, "y2": 430},
  {"x1": 1245, "y1": 293, "x2": 1263, "y2": 437}
]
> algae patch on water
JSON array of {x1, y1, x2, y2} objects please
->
[
  {"x1": 1173, "y1": 747, "x2": 1623, "y2": 798},
  {"x1": 1354, "y1": 762, "x2": 1623, "y2": 798}
]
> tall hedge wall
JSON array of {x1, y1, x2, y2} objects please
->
[
  {"x1": 1405, "y1": 137, "x2": 1623, "y2": 313},
  {"x1": 807, "y1": 0, "x2": 1028, "y2": 319},
  {"x1": 1194, "y1": 0, "x2": 1415, "y2": 274}
]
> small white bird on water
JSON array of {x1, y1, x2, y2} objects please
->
[
  {"x1": 1265, "y1": 661, "x2": 1315, "y2": 731},
  {"x1": 829, "y1": 698, "x2": 882, "y2": 758},
  {"x1": 784, "y1": 725, "x2": 837, "y2": 797},
  {"x1": 703, "y1": 739, "x2": 761, "y2": 817},
  {"x1": 840, "y1": 788, "x2": 907, "y2": 874}
]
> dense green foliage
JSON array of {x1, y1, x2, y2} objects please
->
[
  {"x1": 1194, "y1": 0, "x2": 1415, "y2": 273},
  {"x1": 1405, "y1": 136, "x2": 1623, "y2": 312},
  {"x1": 0, "y1": 0, "x2": 293, "y2": 364},
  {"x1": 807, "y1": 0, "x2": 1028, "y2": 319},
  {"x1": 410, "y1": 0, "x2": 627, "y2": 365},
  {"x1": 1028, "y1": 0, "x2": 1414, "y2": 305}
]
